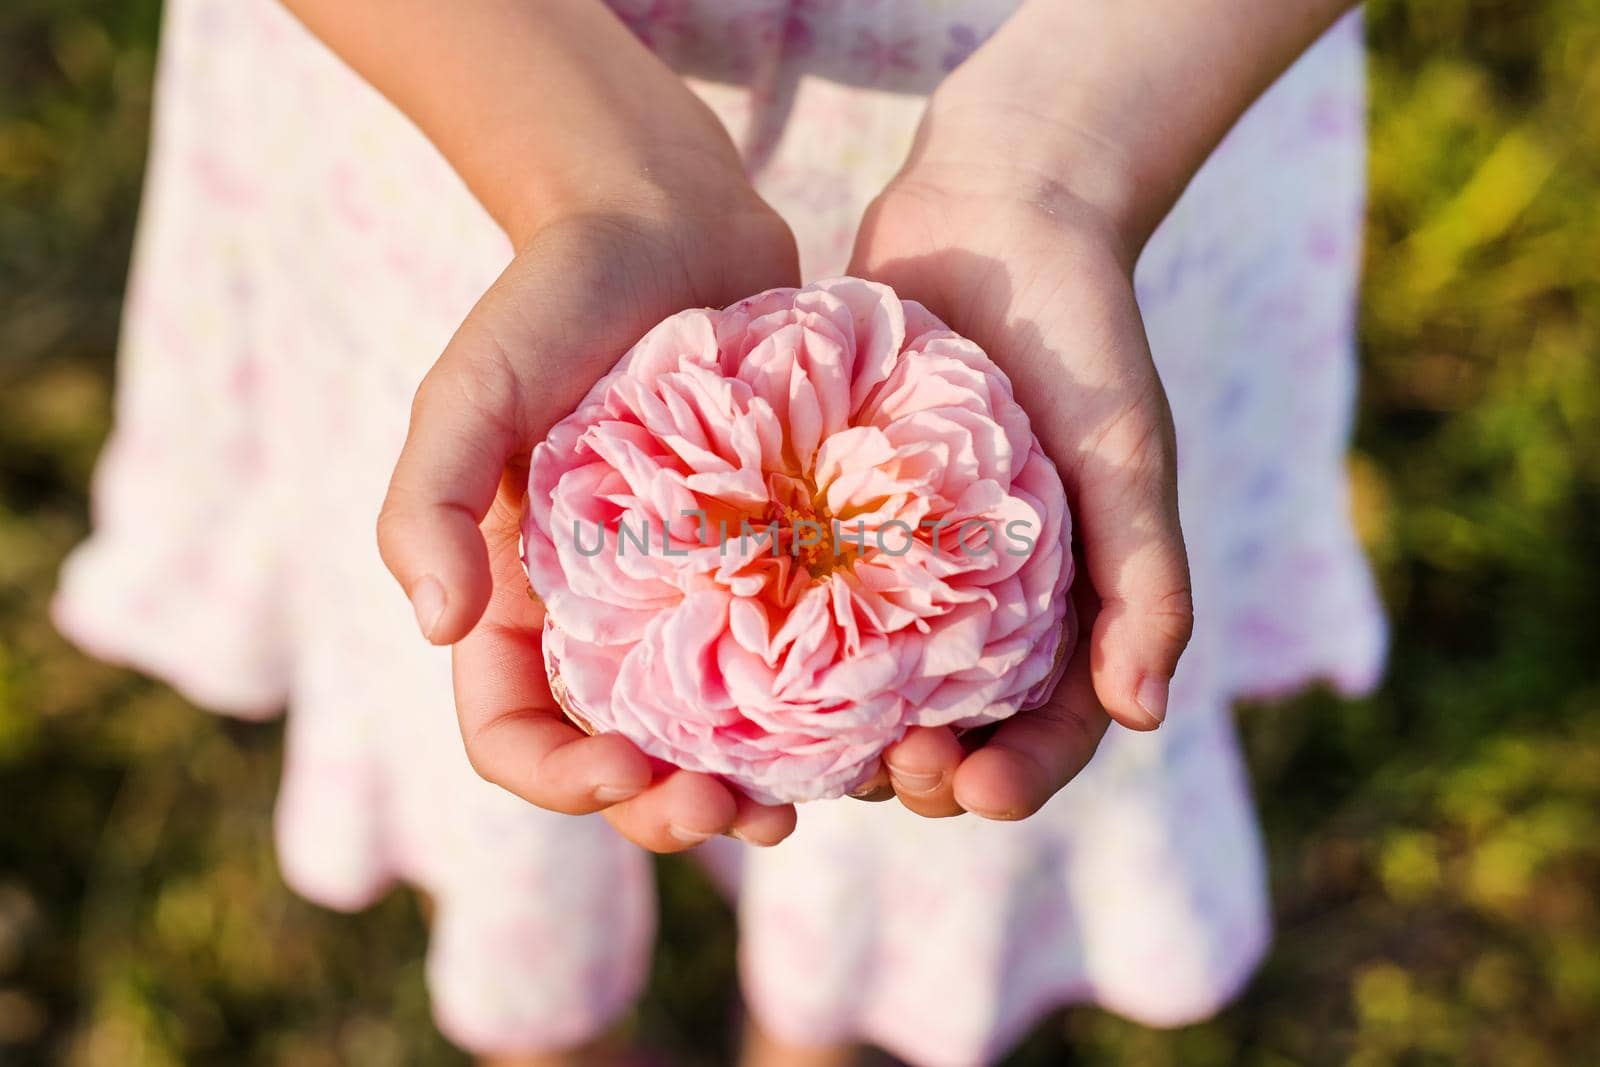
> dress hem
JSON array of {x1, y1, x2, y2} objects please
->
[{"x1": 50, "y1": 580, "x2": 287, "y2": 721}]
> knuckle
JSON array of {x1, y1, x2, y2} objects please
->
[
  {"x1": 1078, "y1": 398, "x2": 1177, "y2": 497},
  {"x1": 407, "y1": 371, "x2": 434, "y2": 423},
  {"x1": 374, "y1": 498, "x2": 398, "y2": 555},
  {"x1": 460, "y1": 709, "x2": 536, "y2": 794},
  {"x1": 1031, "y1": 700, "x2": 1107, "y2": 758},
  {"x1": 374, "y1": 491, "x2": 406, "y2": 546},
  {"x1": 1147, "y1": 585, "x2": 1196, "y2": 649},
  {"x1": 413, "y1": 341, "x2": 522, "y2": 431},
  {"x1": 1122, "y1": 411, "x2": 1178, "y2": 485},
  {"x1": 461, "y1": 734, "x2": 502, "y2": 788},
  {"x1": 464, "y1": 361, "x2": 515, "y2": 421},
  {"x1": 373, "y1": 493, "x2": 418, "y2": 581}
]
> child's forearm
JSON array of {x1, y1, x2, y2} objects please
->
[
  {"x1": 281, "y1": 0, "x2": 755, "y2": 245},
  {"x1": 909, "y1": 0, "x2": 1361, "y2": 255}
]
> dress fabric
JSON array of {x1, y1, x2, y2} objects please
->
[{"x1": 52, "y1": 1, "x2": 1386, "y2": 1062}]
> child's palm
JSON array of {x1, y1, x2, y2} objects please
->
[
  {"x1": 378, "y1": 208, "x2": 803, "y2": 850},
  {"x1": 845, "y1": 178, "x2": 1195, "y2": 817}
]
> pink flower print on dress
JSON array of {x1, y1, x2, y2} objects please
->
[
  {"x1": 942, "y1": 23, "x2": 982, "y2": 72},
  {"x1": 848, "y1": 29, "x2": 919, "y2": 81}
]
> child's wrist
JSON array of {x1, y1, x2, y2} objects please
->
[
  {"x1": 499, "y1": 124, "x2": 762, "y2": 250},
  {"x1": 914, "y1": 0, "x2": 1359, "y2": 257},
  {"x1": 507, "y1": 168, "x2": 786, "y2": 267},
  {"x1": 900, "y1": 90, "x2": 1165, "y2": 265}
]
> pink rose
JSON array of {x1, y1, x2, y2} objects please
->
[{"x1": 523, "y1": 278, "x2": 1074, "y2": 804}]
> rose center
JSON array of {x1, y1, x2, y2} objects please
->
[{"x1": 764, "y1": 474, "x2": 860, "y2": 581}]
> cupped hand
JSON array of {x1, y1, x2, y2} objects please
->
[
  {"x1": 378, "y1": 190, "x2": 803, "y2": 851},
  {"x1": 845, "y1": 158, "x2": 1195, "y2": 820}
]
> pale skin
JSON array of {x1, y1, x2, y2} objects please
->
[{"x1": 281, "y1": 1, "x2": 1359, "y2": 1064}]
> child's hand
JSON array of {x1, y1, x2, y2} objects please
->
[
  {"x1": 286, "y1": 0, "x2": 810, "y2": 848},
  {"x1": 377, "y1": 187, "x2": 803, "y2": 851},
  {"x1": 834, "y1": 0, "x2": 1359, "y2": 820},
  {"x1": 843, "y1": 152, "x2": 1194, "y2": 820}
]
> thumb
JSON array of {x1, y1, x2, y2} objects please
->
[
  {"x1": 375, "y1": 241, "x2": 668, "y2": 645},
  {"x1": 377, "y1": 327, "x2": 524, "y2": 645},
  {"x1": 1071, "y1": 392, "x2": 1194, "y2": 730}
]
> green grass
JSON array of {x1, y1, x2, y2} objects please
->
[{"x1": 3, "y1": 1, "x2": 1597, "y2": 1064}]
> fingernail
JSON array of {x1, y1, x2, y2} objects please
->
[
  {"x1": 966, "y1": 805, "x2": 1019, "y2": 821},
  {"x1": 592, "y1": 784, "x2": 639, "y2": 805},
  {"x1": 1135, "y1": 674, "x2": 1170, "y2": 726},
  {"x1": 410, "y1": 576, "x2": 446, "y2": 641},
  {"x1": 886, "y1": 767, "x2": 941, "y2": 795},
  {"x1": 668, "y1": 824, "x2": 714, "y2": 845}
]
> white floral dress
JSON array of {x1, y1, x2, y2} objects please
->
[{"x1": 53, "y1": 1, "x2": 1386, "y2": 1062}]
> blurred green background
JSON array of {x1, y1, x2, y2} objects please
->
[{"x1": 2, "y1": 1, "x2": 1597, "y2": 1064}]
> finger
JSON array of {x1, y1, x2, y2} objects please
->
[
  {"x1": 377, "y1": 244, "x2": 617, "y2": 647},
  {"x1": 727, "y1": 790, "x2": 799, "y2": 847},
  {"x1": 378, "y1": 302, "x2": 526, "y2": 645},
  {"x1": 1072, "y1": 386, "x2": 1193, "y2": 730},
  {"x1": 857, "y1": 241, "x2": 1192, "y2": 729},
  {"x1": 953, "y1": 587, "x2": 1110, "y2": 819},
  {"x1": 847, "y1": 760, "x2": 894, "y2": 802},
  {"x1": 378, "y1": 232, "x2": 781, "y2": 646},
  {"x1": 1024, "y1": 280, "x2": 1193, "y2": 731},
  {"x1": 453, "y1": 487, "x2": 654, "y2": 810},
  {"x1": 461, "y1": 709, "x2": 655, "y2": 814},
  {"x1": 881, "y1": 725, "x2": 966, "y2": 818},
  {"x1": 990, "y1": 271, "x2": 1190, "y2": 730},
  {"x1": 602, "y1": 769, "x2": 741, "y2": 853}
]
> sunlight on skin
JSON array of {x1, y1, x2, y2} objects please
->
[{"x1": 301, "y1": 0, "x2": 1358, "y2": 843}]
